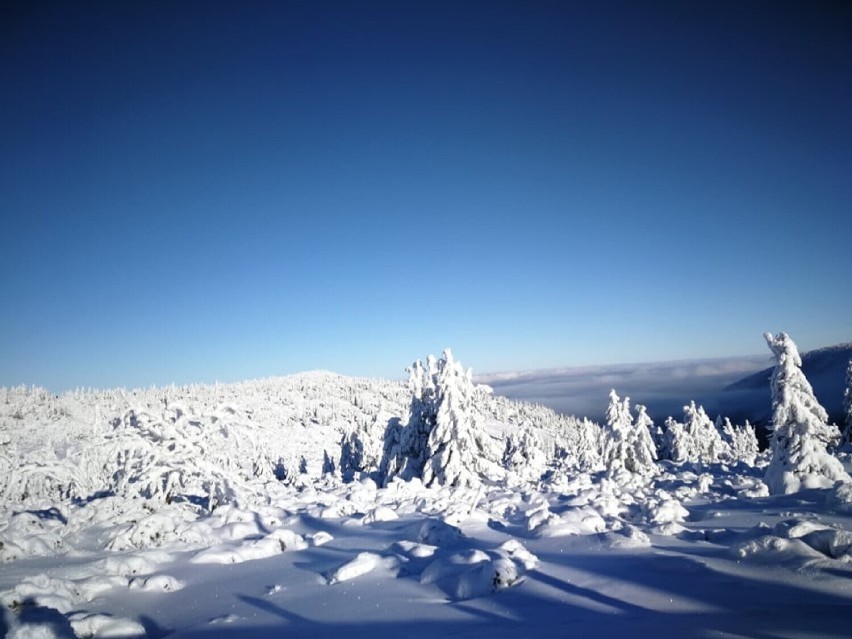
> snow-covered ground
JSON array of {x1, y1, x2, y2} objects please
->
[{"x1": 2, "y1": 356, "x2": 852, "y2": 638}]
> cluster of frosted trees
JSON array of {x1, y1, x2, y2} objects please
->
[
  {"x1": 596, "y1": 390, "x2": 759, "y2": 476},
  {"x1": 339, "y1": 349, "x2": 608, "y2": 488},
  {"x1": 350, "y1": 334, "x2": 852, "y2": 495},
  {"x1": 5, "y1": 335, "x2": 847, "y2": 511},
  {"x1": 654, "y1": 402, "x2": 759, "y2": 466},
  {"x1": 594, "y1": 333, "x2": 850, "y2": 493}
]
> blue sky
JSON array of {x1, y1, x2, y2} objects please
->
[{"x1": 1, "y1": 1, "x2": 850, "y2": 391}]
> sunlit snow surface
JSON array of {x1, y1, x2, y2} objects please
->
[{"x1": 2, "y1": 378, "x2": 852, "y2": 638}]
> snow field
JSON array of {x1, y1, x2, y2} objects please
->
[{"x1": 2, "y1": 342, "x2": 852, "y2": 637}]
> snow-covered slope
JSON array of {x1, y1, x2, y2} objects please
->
[{"x1": 2, "y1": 363, "x2": 852, "y2": 638}]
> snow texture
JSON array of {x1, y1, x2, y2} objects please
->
[{"x1": 2, "y1": 341, "x2": 852, "y2": 637}]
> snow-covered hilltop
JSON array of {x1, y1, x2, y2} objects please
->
[{"x1": 2, "y1": 337, "x2": 852, "y2": 638}]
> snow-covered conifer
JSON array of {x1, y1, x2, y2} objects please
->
[
  {"x1": 577, "y1": 417, "x2": 605, "y2": 471},
  {"x1": 842, "y1": 357, "x2": 852, "y2": 447},
  {"x1": 340, "y1": 416, "x2": 385, "y2": 481},
  {"x1": 660, "y1": 415, "x2": 695, "y2": 463},
  {"x1": 503, "y1": 425, "x2": 548, "y2": 482},
  {"x1": 683, "y1": 401, "x2": 728, "y2": 463},
  {"x1": 763, "y1": 332, "x2": 850, "y2": 494},
  {"x1": 632, "y1": 404, "x2": 658, "y2": 472},
  {"x1": 383, "y1": 349, "x2": 485, "y2": 488},
  {"x1": 720, "y1": 417, "x2": 759, "y2": 465},
  {"x1": 322, "y1": 450, "x2": 336, "y2": 477},
  {"x1": 420, "y1": 350, "x2": 482, "y2": 488},
  {"x1": 601, "y1": 391, "x2": 656, "y2": 474},
  {"x1": 339, "y1": 429, "x2": 367, "y2": 482},
  {"x1": 601, "y1": 389, "x2": 632, "y2": 472},
  {"x1": 738, "y1": 420, "x2": 760, "y2": 465}
]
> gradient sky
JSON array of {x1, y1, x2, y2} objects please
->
[{"x1": 2, "y1": 1, "x2": 851, "y2": 391}]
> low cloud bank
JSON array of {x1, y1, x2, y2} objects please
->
[{"x1": 477, "y1": 355, "x2": 771, "y2": 424}]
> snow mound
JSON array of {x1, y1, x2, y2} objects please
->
[
  {"x1": 326, "y1": 552, "x2": 403, "y2": 584},
  {"x1": 68, "y1": 612, "x2": 147, "y2": 638},
  {"x1": 410, "y1": 518, "x2": 464, "y2": 547},
  {"x1": 189, "y1": 528, "x2": 308, "y2": 565},
  {"x1": 420, "y1": 549, "x2": 491, "y2": 584},
  {"x1": 534, "y1": 505, "x2": 607, "y2": 538},
  {"x1": 127, "y1": 573, "x2": 184, "y2": 592},
  {"x1": 730, "y1": 535, "x2": 828, "y2": 567},
  {"x1": 454, "y1": 557, "x2": 522, "y2": 599},
  {"x1": 420, "y1": 543, "x2": 533, "y2": 600},
  {"x1": 362, "y1": 506, "x2": 399, "y2": 524},
  {"x1": 646, "y1": 497, "x2": 689, "y2": 525},
  {"x1": 497, "y1": 539, "x2": 539, "y2": 570},
  {"x1": 601, "y1": 524, "x2": 652, "y2": 549},
  {"x1": 800, "y1": 528, "x2": 852, "y2": 560}
]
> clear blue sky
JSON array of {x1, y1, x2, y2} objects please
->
[{"x1": 2, "y1": 1, "x2": 850, "y2": 391}]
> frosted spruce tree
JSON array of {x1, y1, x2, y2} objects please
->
[
  {"x1": 383, "y1": 349, "x2": 484, "y2": 488},
  {"x1": 601, "y1": 390, "x2": 657, "y2": 474},
  {"x1": 632, "y1": 404, "x2": 659, "y2": 471},
  {"x1": 659, "y1": 416, "x2": 689, "y2": 463},
  {"x1": 842, "y1": 357, "x2": 852, "y2": 447},
  {"x1": 763, "y1": 332, "x2": 850, "y2": 494},
  {"x1": 683, "y1": 401, "x2": 729, "y2": 463},
  {"x1": 502, "y1": 425, "x2": 547, "y2": 482},
  {"x1": 339, "y1": 415, "x2": 387, "y2": 481},
  {"x1": 720, "y1": 417, "x2": 760, "y2": 465}
]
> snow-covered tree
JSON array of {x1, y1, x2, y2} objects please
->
[
  {"x1": 601, "y1": 390, "x2": 657, "y2": 474},
  {"x1": 659, "y1": 416, "x2": 689, "y2": 463},
  {"x1": 381, "y1": 358, "x2": 438, "y2": 482},
  {"x1": 842, "y1": 357, "x2": 852, "y2": 447},
  {"x1": 502, "y1": 425, "x2": 547, "y2": 482},
  {"x1": 339, "y1": 415, "x2": 386, "y2": 481},
  {"x1": 551, "y1": 416, "x2": 603, "y2": 472},
  {"x1": 575, "y1": 417, "x2": 605, "y2": 471},
  {"x1": 632, "y1": 404, "x2": 658, "y2": 471},
  {"x1": 720, "y1": 417, "x2": 760, "y2": 465},
  {"x1": 683, "y1": 401, "x2": 728, "y2": 463},
  {"x1": 601, "y1": 389, "x2": 631, "y2": 472},
  {"x1": 739, "y1": 420, "x2": 760, "y2": 464},
  {"x1": 763, "y1": 332, "x2": 850, "y2": 494},
  {"x1": 658, "y1": 403, "x2": 727, "y2": 466},
  {"x1": 420, "y1": 350, "x2": 483, "y2": 488},
  {"x1": 383, "y1": 349, "x2": 486, "y2": 488}
]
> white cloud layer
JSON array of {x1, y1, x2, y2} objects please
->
[{"x1": 477, "y1": 355, "x2": 771, "y2": 423}]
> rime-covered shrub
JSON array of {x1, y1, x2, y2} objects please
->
[{"x1": 763, "y1": 332, "x2": 850, "y2": 495}]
